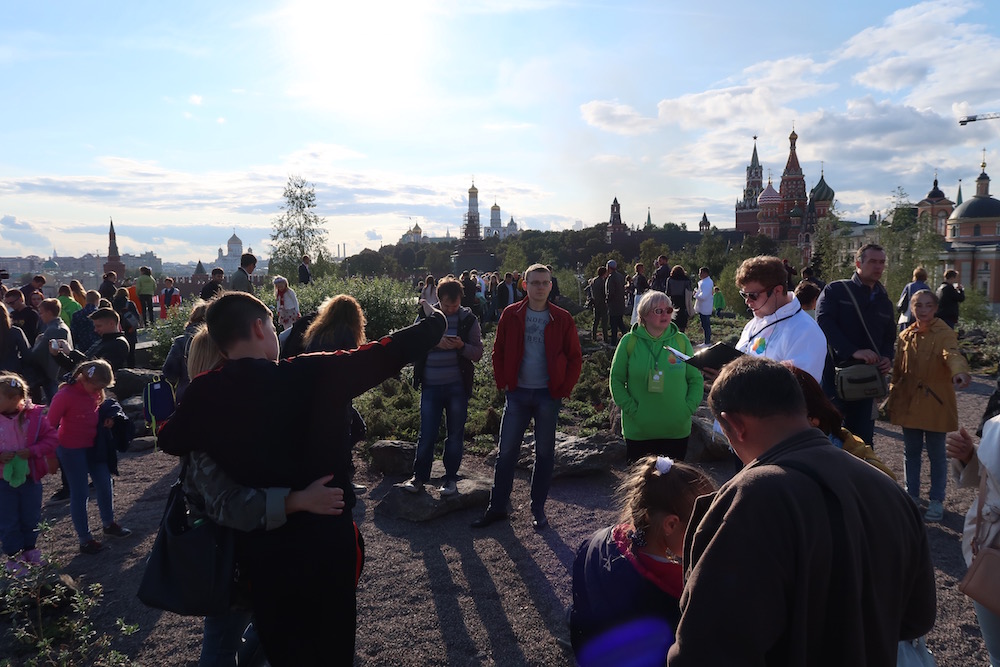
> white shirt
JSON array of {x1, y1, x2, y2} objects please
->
[
  {"x1": 735, "y1": 295, "x2": 827, "y2": 382},
  {"x1": 694, "y1": 277, "x2": 714, "y2": 315}
]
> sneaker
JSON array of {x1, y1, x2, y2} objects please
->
[
  {"x1": 439, "y1": 479, "x2": 458, "y2": 496},
  {"x1": 401, "y1": 476, "x2": 424, "y2": 494},
  {"x1": 49, "y1": 487, "x2": 70, "y2": 504},
  {"x1": 4, "y1": 557, "x2": 29, "y2": 578},
  {"x1": 925, "y1": 500, "x2": 944, "y2": 522},
  {"x1": 19, "y1": 549, "x2": 45, "y2": 566},
  {"x1": 102, "y1": 523, "x2": 132, "y2": 538},
  {"x1": 79, "y1": 539, "x2": 104, "y2": 555}
]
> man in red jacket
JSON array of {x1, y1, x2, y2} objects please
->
[{"x1": 472, "y1": 264, "x2": 583, "y2": 530}]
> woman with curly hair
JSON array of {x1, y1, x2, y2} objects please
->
[
  {"x1": 570, "y1": 456, "x2": 715, "y2": 665},
  {"x1": 302, "y1": 295, "x2": 367, "y2": 353}
]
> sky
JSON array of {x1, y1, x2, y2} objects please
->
[{"x1": 2, "y1": 0, "x2": 1000, "y2": 264}]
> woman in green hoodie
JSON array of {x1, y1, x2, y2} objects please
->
[{"x1": 610, "y1": 291, "x2": 703, "y2": 462}]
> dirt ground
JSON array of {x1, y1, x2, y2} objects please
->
[{"x1": 9, "y1": 374, "x2": 997, "y2": 666}]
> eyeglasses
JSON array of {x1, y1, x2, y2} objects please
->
[
  {"x1": 739, "y1": 287, "x2": 775, "y2": 301},
  {"x1": 528, "y1": 280, "x2": 551, "y2": 287},
  {"x1": 652, "y1": 307, "x2": 674, "y2": 315}
]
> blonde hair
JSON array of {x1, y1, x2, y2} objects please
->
[
  {"x1": 69, "y1": 359, "x2": 114, "y2": 401},
  {"x1": 302, "y1": 295, "x2": 367, "y2": 351},
  {"x1": 187, "y1": 326, "x2": 224, "y2": 378},
  {"x1": 618, "y1": 456, "x2": 715, "y2": 539},
  {"x1": 0, "y1": 372, "x2": 29, "y2": 423}
]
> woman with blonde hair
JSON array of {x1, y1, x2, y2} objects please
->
[
  {"x1": 69, "y1": 280, "x2": 88, "y2": 307},
  {"x1": 886, "y1": 288, "x2": 971, "y2": 521},
  {"x1": 302, "y1": 295, "x2": 367, "y2": 352},
  {"x1": 272, "y1": 276, "x2": 300, "y2": 331},
  {"x1": 571, "y1": 455, "x2": 715, "y2": 665},
  {"x1": 610, "y1": 290, "x2": 703, "y2": 462},
  {"x1": 162, "y1": 300, "x2": 210, "y2": 403}
]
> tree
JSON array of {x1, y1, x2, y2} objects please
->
[
  {"x1": 269, "y1": 175, "x2": 329, "y2": 277},
  {"x1": 638, "y1": 238, "x2": 669, "y2": 274},
  {"x1": 811, "y1": 205, "x2": 848, "y2": 282},
  {"x1": 878, "y1": 187, "x2": 943, "y2": 301}
]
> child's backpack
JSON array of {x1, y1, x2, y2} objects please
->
[{"x1": 143, "y1": 375, "x2": 177, "y2": 438}]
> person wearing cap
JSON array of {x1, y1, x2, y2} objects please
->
[
  {"x1": 605, "y1": 260, "x2": 627, "y2": 343},
  {"x1": 52, "y1": 308, "x2": 130, "y2": 372}
]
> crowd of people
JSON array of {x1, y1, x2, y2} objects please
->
[{"x1": 0, "y1": 248, "x2": 993, "y2": 665}]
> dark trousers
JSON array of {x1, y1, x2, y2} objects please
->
[
  {"x1": 138, "y1": 295, "x2": 154, "y2": 326},
  {"x1": 592, "y1": 306, "x2": 609, "y2": 340},
  {"x1": 625, "y1": 437, "x2": 689, "y2": 463},
  {"x1": 609, "y1": 312, "x2": 627, "y2": 341}
]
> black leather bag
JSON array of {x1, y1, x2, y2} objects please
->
[{"x1": 137, "y1": 459, "x2": 237, "y2": 616}]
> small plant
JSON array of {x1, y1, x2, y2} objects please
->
[{"x1": 0, "y1": 531, "x2": 138, "y2": 666}]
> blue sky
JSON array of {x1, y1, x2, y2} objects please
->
[{"x1": 2, "y1": 0, "x2": 1000, "y2": 263}]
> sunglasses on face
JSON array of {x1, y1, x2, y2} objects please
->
[
  {"x1": 739, "y1": 287, "x2": 774, "y2": 301},
  {"x1": 652, "y1": 306, "x2": 674, "y2": 315}
]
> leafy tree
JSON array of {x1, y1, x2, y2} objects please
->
[
  {"x1": 638, "y1": 238, "x2": 669, "y2": 274},
  {"x1": 879, "y1": 187, "x2": 943, "y2": 300},
  {"x1": 269, "y1": 175, "x2": 329, "y2": 278},
  {"x1": 348, "y1": 249, "x2": 384, "y2": 277},
  {"x1": 811, "y1": 205, "x2": 849, "y2": 282},
  {"x1": 693, "y1": 229, "x2": 728, "y2": 278}
]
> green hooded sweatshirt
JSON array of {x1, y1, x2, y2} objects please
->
[{"x1": 609, "y1": 322, "x2": 703, "y2": 440}]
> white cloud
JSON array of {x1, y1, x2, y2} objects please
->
[
  {"x1": 217, "y1": 117, "x2": 226, "y2": 124},
  {"x1": 189, "y1": 94, "x2": 203, "y2": 105},
  {"x1": 182, "y1": 111, "x2": 193, "y2": 120},
  {"x1": 580, "y1": 101, "x2": 660, "y2": 136}
]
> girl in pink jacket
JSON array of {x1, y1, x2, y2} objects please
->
[
  {"x1": 48, "y1": 360, "x2": 131, "y2": 555},
  {"x1": 0, "y1": 372, "x2": 59, "y2": 576}
]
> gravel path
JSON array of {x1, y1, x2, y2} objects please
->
[{"x1": 12, "y1": 374, "x2": 997, "y2": 666}]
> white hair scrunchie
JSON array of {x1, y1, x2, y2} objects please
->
[{"x1": 655, "y1": 456, "x2": 674, "y2": 475}]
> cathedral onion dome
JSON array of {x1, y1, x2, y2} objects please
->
[
  {"x1": 469, "y1": 183, "x2": 478, "y2": 194},
  {"x1": 810, "y1": 174, "x2": 835, "y2": 202},
  {"x1": 491, "y1": 202, "x2": 500, "y2": 210},
  {"x1": 228, "y1": 233, "x2": 242, "y2": 245},
  {"x1": 43, "y1": 259, "x2": 59, "y2": 270},
  {"x1": 412, "y1": 223, "x2": 421, "y2": 233},
  {"x1": 789, "y1": 204, "x2": 804, "y2": 218},
  {"x1": 757, "y1": 182, "x2": 780, "y2": 205},
  {"x1": 926, "y1": 178, "x2": 945, "y2": 200}
]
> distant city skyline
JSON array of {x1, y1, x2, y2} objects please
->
[{"x1": 2, "y1": 0, "x2": 999, "y2": 263}]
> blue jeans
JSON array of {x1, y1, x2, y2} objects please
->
[
  {"x1": 414, "y1": 381, "x2": 469, "y2": 482},
  {"x1": 487, "y1": 387, "x2": 561, "y2": 517},
  {"x1": 200, "y1": 610, "x2": 253, "y2": 667},
  {"x1": 974, "y1": 601, "x2": 1000, "y2": 666},
  {"x1": 0, "y1": 478, "x2": 42, "y2": 555},
  {"x1": 902, "y1": 428, "x2": 947, "y2": 501},
  {"x1": 699, "y1": 313, "x2": 712, "y2": 345},
  {"x1": 57, "y1": 446, "x2": 114, "y2": 543}
]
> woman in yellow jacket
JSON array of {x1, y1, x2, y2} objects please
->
[{"x1": 886, "y1": 289, "x2": 971, "y2": 521}]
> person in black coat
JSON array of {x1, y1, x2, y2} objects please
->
[{"x1": 935, "y1": 268, "x2": 965, "y2": 328}]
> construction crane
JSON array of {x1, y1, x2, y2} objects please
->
[{"x1": 959, "y1": 112, "x2": 1000, "y2": 125}]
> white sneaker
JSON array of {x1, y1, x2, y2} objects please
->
[
  {"x1": 401, "y1": 476, "x2": 423, "y2": 494},
  {"x1": 439, "y1": 479, "x2": 458, "y2": 496}
]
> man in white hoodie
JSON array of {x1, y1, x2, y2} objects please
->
[{"x1": 732, "y1": 256, "x2": 826, "y2": 382}]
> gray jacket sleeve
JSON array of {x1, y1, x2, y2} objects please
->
[{"x1": 182, "y1": 451, "x2": 290, "y2": 532}]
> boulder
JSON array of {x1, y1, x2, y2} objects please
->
[
  {"x1": 687, "y1": 406, "x2": 730, "y2": 462},
  {"x1": 120, "y1": 396, "x2": 152, "y2": 437},
  {"x1": 484, "y1": 431, "x2": 626, "y2": 478},
  {"x1": 369, "y1": 440, "x2": 417, "y2": 477},
  {"x1": 130, "y1": 436, "x2": 158, "y2": 452},
  {"x1": 112, "y1": 368, "x2": 161, "y2": 400},
  {"x1": 375, "y1": 476, "x2": 492, "y2": 522}
]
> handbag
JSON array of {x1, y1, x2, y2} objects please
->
[
  {"x1": 959, "y1": 474, "x2": 1000, "y2": 616},
  {"x1": 137, "y1": 458, "x2": 238, "y2": 616},
  {"x1": 835, "y1": 362, "x2": 889, "y2": 401},
  {"x1": 833, "y1": 283, "x2": 889, "y2": 401}
]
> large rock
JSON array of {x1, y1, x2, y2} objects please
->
[
  {"x1": 369, "y1": 440, "x2": 416, "y2": 477},
  {"x1": 375, "y1": 476, "x2": 492, "y2": 522},
  {"x1": 120, "y1": 396, "x2": 152, "y2": 437},
  {"x1": 687, "y1": 406, "x2": 730, "y2": 462},
  {"x1": 112, "y1": 368, "x2": 161, "y2": 400},
  {"x1": 484, "y1": 431, "x2": 626, "y2": 478}
]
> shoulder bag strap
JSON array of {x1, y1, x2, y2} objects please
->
[
  {"x1": 973, "y1": 472, "x2": 991, "y2": 557},
  {"x1": 842, "y1": 281, "x2": 880, "y2": 353}
]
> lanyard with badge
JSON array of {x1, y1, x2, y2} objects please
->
[{"x1": 641, "y1": 337, "x2": 666, "y2": 393}]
